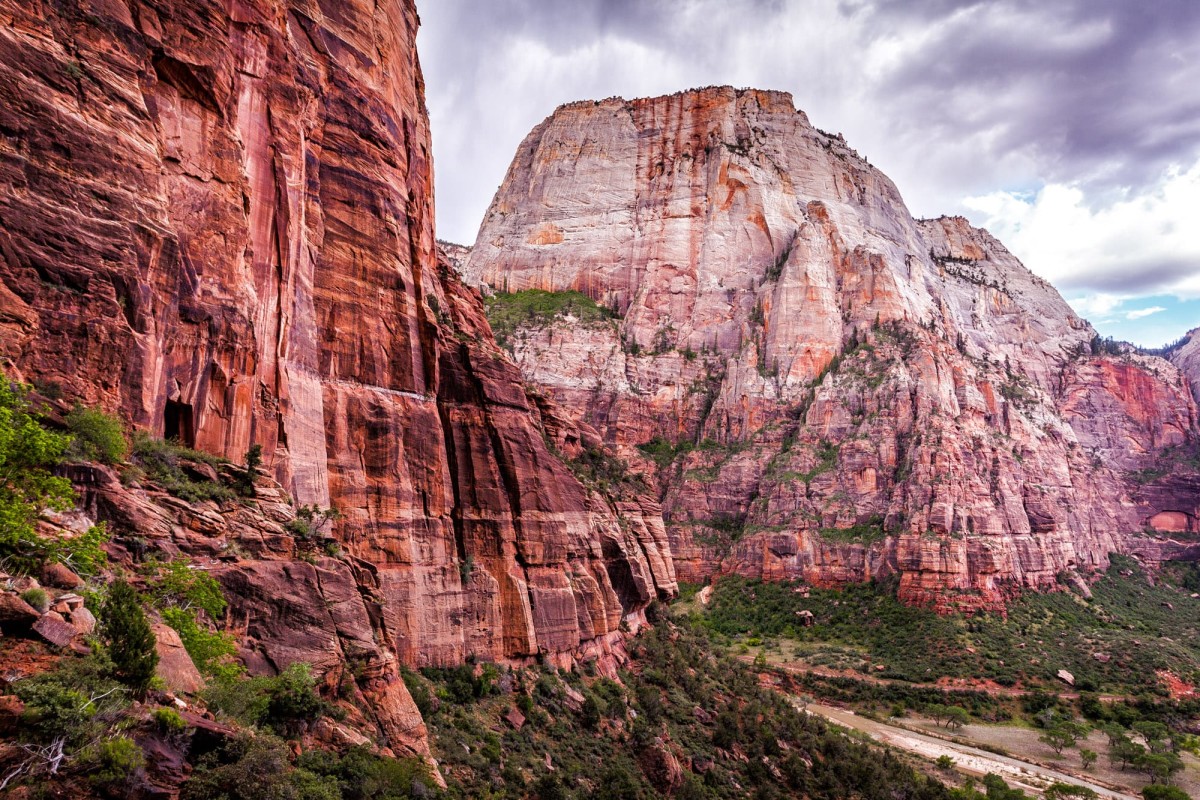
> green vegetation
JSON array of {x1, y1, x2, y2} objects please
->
[
  {"x1": 10, "y1": 651, "x2": 131, "y2": 788},
  {"x1": 100, "y1": 579, "x2": 159, "y2": 696},
  {"x1": 818, "y1": 517, "x2": 887, "y2": 544},
  {"x1": 147, "y1": 558, "x2": 228, "y2": 619},
  {"x1": 286, "y1": 504, "x2": 341, "y2": 540},
  {"x1": 201, "y1": 663, "x2": 330, "y2": 737},
  {"x1": 50, "y1": 521, "x2": 110, "y2": 577},
  {"x1": 131, "y1": 432, "x2": 236, "y2": 504},
  {"x1": 182, "y1": 736, "x2": 435, "y2": 800},
  {"x1": 1090, "y1": 335, "x2": 1124, "y2": 356},
  {"x1": 153, "y1": 706, "x2": 188, "y2": 734},
  {"x1": 484, "y1": 289, "x2": 616, "y2": 348},
  {"x1": 0, "y1": 381, "x2": 76, "y2": 574},
  {"x1": 637, "y1": 436, "x2": 695, "y2": 468},
  {"x1": 236, "y1": 443, "x2": 263, "y2": 496},
  {"x1": 698, "y1": 557, "x2": 1200, "y2": 693},
  {"x1": 65, "y1": 405, "x2": 128, "y2": 464},
  {"x1": 162, "y1": 607, "x2": 239, "y2": 677},
  {"x1": 86, "y1": 734, "x2": 145, "y2": 791},
  {"x1": 419, "y1": 614, "x2": 955, "y2": 799},
  {"x1": 21, "y1": 586, "x2": 50, "y2": 612},
  {"x1": 566, "y1": 445, "x2": 647, "y2": 494}
]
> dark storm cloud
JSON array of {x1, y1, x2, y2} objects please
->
[
  {"x1": 418, "y1": 1, "x2": 1200, "y2": 322},
  {"x1": 1056, "y1": 256, "x2": 1200, "y2": 296},
  {"x1": 862, "y1": 0, "x2": 1200, "y2": 193}
]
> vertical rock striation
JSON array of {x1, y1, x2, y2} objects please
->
[
  {"x1": 0, "y1": 0, "x2": 676, "y2": 759},
  {"x1": 463, "y1": 87, "x2": 1200, "y2": 610}
]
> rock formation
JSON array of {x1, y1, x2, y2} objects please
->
[
  {"x1": 462, "y1": 87, "x2": 1200, "y2": 610},
  {"x1": 1170, "y1": 328, "x2": 1200, "y2": 405},
  {"x1": 0, "y1": 0, "x2": 676, "y2": 758}
]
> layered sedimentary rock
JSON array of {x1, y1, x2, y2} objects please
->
[
  {"x1": 1171, "y1": 328, "x2": 1200, "y2": 405},
  {"x1": 0, "y1": 0, "x2": 674, "y2": 722},
  {"x1": 463, "y1": 87, "x2": 1200, "y2": 610}
]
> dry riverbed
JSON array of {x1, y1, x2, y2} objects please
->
[{"x1": 801, "y1": 700, "x2": 1199, "y2": 799}]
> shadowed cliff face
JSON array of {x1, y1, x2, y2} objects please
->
[
  {"x1": 0, "y1": 0, "x2": 675, "y2": 706},
  {"x1": 462, "y1": 87, "x2": 1200, "y2": 611}
]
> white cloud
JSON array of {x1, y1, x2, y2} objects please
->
[
  {"x1": 962, "y1": 159, "x2": 1200, "y2": 298},
  {"x1": 1125, "y1": 306, "x2": 1167, "y2": 320},
  {"x1": 1067, "y1": 293, "x2": 1124, "y2": 320}
]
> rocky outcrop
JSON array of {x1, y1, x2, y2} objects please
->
[
  {"x1": 1170, "y1": 328, "x2": 1200, "y2": 405},
  {"x1": 0, "y1": 0, "x2": 676, "y2": 759},
  {"x1": 463, "y1": 86, "x2": 1200, "y2": 610}
]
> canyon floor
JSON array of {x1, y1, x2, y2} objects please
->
[{"x1": 799, "y1": 701, "x2": 1187, "y2": 800}]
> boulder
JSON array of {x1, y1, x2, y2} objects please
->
[
  {"x1": 503, "y1": 707, "x2": 526, "y2": 730},
  {"x1": 0, "y1": 593, "x2": 40, "y2": 627},
  {"x1": 68, "y1": 606, "x2": 97, "y2": 636},
  {"x1": 40, "y1": 562, "x2": 83, "y2": 589},
  {"x1": 152, "y1": 623, "x2": 205, "y2": 695},
  {"x1": 1056, "y1": 669, "x2": 1075, "y2": 686},
  {"x1": 638, "y1": 738, "x2": 684, "y2": 793},
  {"x1": 33, "y1": 612, "x2": 78, "y2": 647}
]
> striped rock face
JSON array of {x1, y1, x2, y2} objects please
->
[
  {"x1": 462, "y1": 87, "x2": 1200, "y2": 611},
  {"x1": 0, "y1": 0, "x2": 676, "y2": 759}
]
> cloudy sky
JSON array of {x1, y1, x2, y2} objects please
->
[{"x1": 416, "y1": 0, "x2": 1200, "y2": 347}]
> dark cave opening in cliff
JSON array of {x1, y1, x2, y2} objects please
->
[{"x1": 165, "y1": 399, "x2": 195, "y2": 447}]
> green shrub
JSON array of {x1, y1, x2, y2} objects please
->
[
  {"x1": 21, "y1": 586, "x2": 49, "y2": 612},
  {"x1": 182, "y1": 734, "x2": 340, "y2": 800},
  {"x1": 235, "y1": 443, "x2": 263, "y2": 496},
  {"x1": 297, "y1": 744, "x2": 435, "y2": 799},
  {"x1": 285, "y1": 505, "x2": 339, "y2": 540},
  {"x1": 153, "y1": 705, "x2": 188, "y2": 734},
  {"x1": 484, "y1": 288, "x2": 615, "y2": 347},
  {"x1": 1044, "y1": 783, "x2": 1098, "y2": 800},
  {"x1": 149, "y1": 558, "x2": 227, "y2": 620},
  {"x1": 201, "y1": 672, "x2": 273, "y2": 727},
  {"x1": 131, "y1": 432, "x2": 235, "y2": 504},
  {"x1": 14, "y1": 652, "x2": 127, "y2": 765},
  {"x1": 420, "y1": 662, "x2": 499, "y2": 704},
  {"x1": 47, "y1": 521, "x2": 110, "y2": 577},
  {"x1": 162, "y1": 606, "x2": 239, "y2": 677},
  {"x1": 0, "y1": 381, "x2": 75, "y2": 575},
  {"x1": 101, "y1": 579, "x2": 159, "y2": 696},
  {"x1": 636, "y1": 436, "x2": 696, "y2": 469},
  {"x1": 264, "y1": 663, "x2": 328, "y2": 735},
  {"x1": 66, "y1": 405, "x2": 128, "y2": 464},
  {"x1": 86, "y1": 735, "x2": 145, "y2": 788},
  {"x1": 401, "y1": 666, "x2": 435, "y2": 717}
]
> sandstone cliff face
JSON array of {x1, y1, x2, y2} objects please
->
[
  {"x1": 0, "y1": 0, "x2": 673, "y2": 706},
  {"x1": 463, "y1": 87, "x2": 1200, "y2": 610},
  {"x1": 1170, "y1": 328, "x2": 1200, "y2": 405}
]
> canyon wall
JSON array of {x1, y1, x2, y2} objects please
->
[
  {"x1": 1171, "y1": 328, "x2": 1200, "y2": 405},
  {"x1": 0, "y1": 0, "x2": 675, "y2": 742},
  {"x1": 463, "y1": 87, "x2": 1200, "y2": 611}
]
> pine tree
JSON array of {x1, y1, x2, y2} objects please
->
[{"x1": 101, "y1": 579, "x2": 158, "y2": 696}]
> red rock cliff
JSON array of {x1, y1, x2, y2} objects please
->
[
  {"x1": 462, "y1": 87, "x2": 1200, "y2": 611},
  {"x1": 0, "y1": 0, "x2": 675, "y2": 682}
]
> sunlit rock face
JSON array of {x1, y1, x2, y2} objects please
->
[
  {"x1": 0, "y1": 0, "x2": 677, "y2": 742},
  {"x1": 463, "y1": 86, "x2": 1200, "y2": 611},
  {"x1": 1171, "y1": 329, "x2": 1200, "y2": 405}
]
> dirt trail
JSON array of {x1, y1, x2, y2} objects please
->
[{"x1": 801, "y1": 700, "x2": 1138, "y2": 800}]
